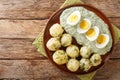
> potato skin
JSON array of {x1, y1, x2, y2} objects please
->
[
  {"x1": 46, "y1": 38, "x2": 61, "y2": 51},
  {"x1": 80, "y1": 58, "x2": 92, "y2": 71},
  {"x1": 50, "y1": 23, "x2": 64, "y2": 37},
  {"x1": 53, "y1": 50, "x2": 68, "y2": 65},
  {"x1": 80, "y1": 46, "x2": 92, "y2": 58},
  {"x1": 61, "y1": 33, "x2": 72, "y2": 47},
  {"x1": 67, "y1": 59, "x2": 80, "y2": 72},
  {"x1": 66, "y1": 45, "x2": 79, "y2": 58},
  {"x1": 90, "y1": 54, "x2": 102, "y2": 66}
]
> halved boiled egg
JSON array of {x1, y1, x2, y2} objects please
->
[
  {"x1": 77, "y1": 19, "x2": 91, "y2": 33},
  {"x1": 67, "y1": 11, "x2": 81, "y2": 26},
  {"x1": 85, "y1": 26, "x2": 99, "y2": 41},
  {"x1": 96, "y1": 34, "x2": 109, "y2": 48}
]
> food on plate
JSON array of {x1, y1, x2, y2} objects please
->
[
  {"x1": 96, "y1": 34, "x2": 109, "y2": 48},
  {"x1": 80, "y1": 58, "x2": 92, "y2": 71},
  {"x1": 61, "y1": 33, "x2": 72, "y2": 47},
  {"x1": 90, "y1": 54, "x2": 102, "y2": 66},
  {"x1": 50, "y1": 23, "x2": 64, "y2": 37},
  {"x1": 67, "y1": 59, "x2": 80, "y2": 72},
  {"x1": 53, "y1": 50, "x2": 68, "y2": 65},
  {"x1": 80, "y1": 46, "x2": 92, "y2": 58},
  {"x1": 60, "y1": 7, "x2": 112, "y2": 55},
  {"x1": 86, "y1": 26, "x2": 99, "y2": 41},
  {"x1": 77, "y1": 18, "x2": 91, "y2": 33},
  {"x1": 45, "y1": 5, "x2": 113, "y2": 73},
  {"x1": 66, "y1": 45, "x2": 79, "y2": 58},
  {"x1": 67, "y1": 11, "x2": 81, "y2": 26},
  {"x1": 46, "y1": 38, "x2": 61, "y2": 51}
]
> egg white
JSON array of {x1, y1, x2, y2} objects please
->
[
  {"x1": 96, "y1": 34, "x2": 109, "y2": 48},
  {"x1": 67, "y1": 11, "x2": 81, "y2": 26},
  {"x1": 85, "y1": 26, "x2": 99, "y2": 41},
  {"x1": 77, "y1": 19, "x2": 91, "y2": 34}
]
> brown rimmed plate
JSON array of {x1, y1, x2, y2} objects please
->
[{"x1": 43, "y1": 4, "x2": 114, "y2": 75}]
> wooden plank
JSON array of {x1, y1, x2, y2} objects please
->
[
  {"x1": 0, "y1": 60, "x2": 78, "y2": 79},
  {"x1": 0, "y1": 20, "x2": 47, "y2": 38},
  {"x1": 109, "y1": 18, "x2": 120, "y2": 27},
  {"x1": 0, "y1": 18, "x2": 119, "y2": 39},
  {"x1": 0, "y1": 0, "x2": 64, "y2": 19},
  {"x1": 0, "y1": 38, "x2": 46, "y2": 59},
  {"x1": 111, "y1": 41, "x2": 120, "y2": 58},
  {"x1": 108, "y1": 17, "x2": 120, "y2": 58},
  {"x1": 84, "y1": 0, "x2": 120, "y2": 17},
  {"x1": 0, "y1": 59, "x2": 119, "y2": 80},
  {"x1": 95, "y1": 59, "x2": 120, "y2": 80},
  {"x1": 0, "y1": 0, "x2": 119, "y2": 19}
]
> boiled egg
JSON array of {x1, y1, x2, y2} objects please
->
[
  {"x1": 67, "y1": 11, "x2": 81, "y2": 26},
  {"x1": 96, "y1": 34, "x2": 109, "y2": 48},
  {"x1": 77, "y1": 19, "x2": 91, "y2": 33},
  {"x1": 85, "y1": 26, "x2": 99, "y2": 41}
]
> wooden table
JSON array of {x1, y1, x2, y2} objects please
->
[{"x1": 0, "y1": 0, "x2": 119, "y2": 80}]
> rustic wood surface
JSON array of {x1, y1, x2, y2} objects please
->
[{"x1": 0, "y1": 0, "x2": 119, "y2": 80}]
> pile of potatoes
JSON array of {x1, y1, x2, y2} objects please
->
[{"x1": 46, "y1": 23, "x2": 102, "y2": 72}]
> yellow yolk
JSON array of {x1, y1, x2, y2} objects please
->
[
  {"x1": 97, "y1": 35, "x2": 106, "y2": 44},
  {"x1": 69, "y1": 15, "x2": 78, "y2": 22},
  {"x1": 86, "y1": 28, "x2": 96, "y2": 37},
  {"x1": 80, "y1": 20, "x2": 89, "y2": 30}
]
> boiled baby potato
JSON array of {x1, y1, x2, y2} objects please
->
[
  {"x1": 66, "y1": 45, "x2": 79, "y2": 58},
  {"x1": 46, "y1": 38, "x2": 61, "y2": 51},
  {"x1": 80, "y1": 46, "x2": 92, "y2": 58},
  {"x1": 90, "y1": 54, "x2": 102, "y2": 66},
  {"x1": 80, "y1": 58, "x2": 92, "y2": 72},
  {"x1": 67, "y1": 59, "x2": 80, "y2": 72},
  {"x1": 53, "y1": 50, "x2": 68, "y2": 65},
  {"x1": 50, "y1": 23, "x2": 64, "y2": 37},
  {"x1": 61, "y1": 33, "x2": 72, "y2": 47}
]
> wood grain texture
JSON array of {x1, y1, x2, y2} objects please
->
[
  {"x1": 0, "y1": 0, "x2": 119, "y2": 19},
  {"x1": 95, "y1": 59, "x2": 120, "y2": 80},
  {"x1": 83, "y1": 0, "x2": 120, "y2": 17},
  {"x1": 0, "y1": 0, "x2": 119, "y2": 79},
  {"x1": 0, "y1": 60, "x2": 119, "y2": 80},
  {"x1": 111, "y1": 41, "x2": 120, "y2": 58},
  {"x1": 0, "y1": 38, "x2": 46, "y2": 59},
  {"x1": 0, "y1": 20, "x2": 46, "y2": 38},
  {"x1": 0, "y1": 60, "x2": 78, "y2": 79},
  {"x1": 109, "y1": 18, "x2": 120, "y2": 28},
  {"x1": 0, "y1": 0, "x2": 64, "y2": 19},
  {"x1": 0, "y1": 18, "x2": 119, "y2": 39}
]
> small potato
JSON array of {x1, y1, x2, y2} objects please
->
[
  {"x1": 46, "y1": 38, "x2": 61, "y2": 51},
  {"x1": 50, "y1": 23, "x2": 64, "y2": 37},
  {"x1": 90, "y1": 54, "x2": 102, "y2": 66},
  {"x1": 61, "y1": 33, "x2": 72, "y2": 47},
  {"x1": 80, "y1": 58, "x2": 92, "y2": 71},
  {"x1": 80, "y1": 46, "x2": 92, "y2": 58},
  {"x1": 53, "y1": 50, "x2": 68, "y2": 65},
  {"x1": 66, "y1": 45, "x2": 79, "y2": 58},
  {"x1": 67, "y1": 59, "x2": 80, "y2": 72}
]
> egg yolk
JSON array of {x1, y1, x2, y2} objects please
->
[
  {"x1": 80, "y1": 20, "x2": 89, "y2": 30},
  {"x1": 69, "y1": 15, "x2": 78, "y2": 22},
  {"x1": 86, "y1": 28, "x2": 96, "y2": 37},
  {"x1": 97, "y1": 35, "x2": 106, "y2": 44}
]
